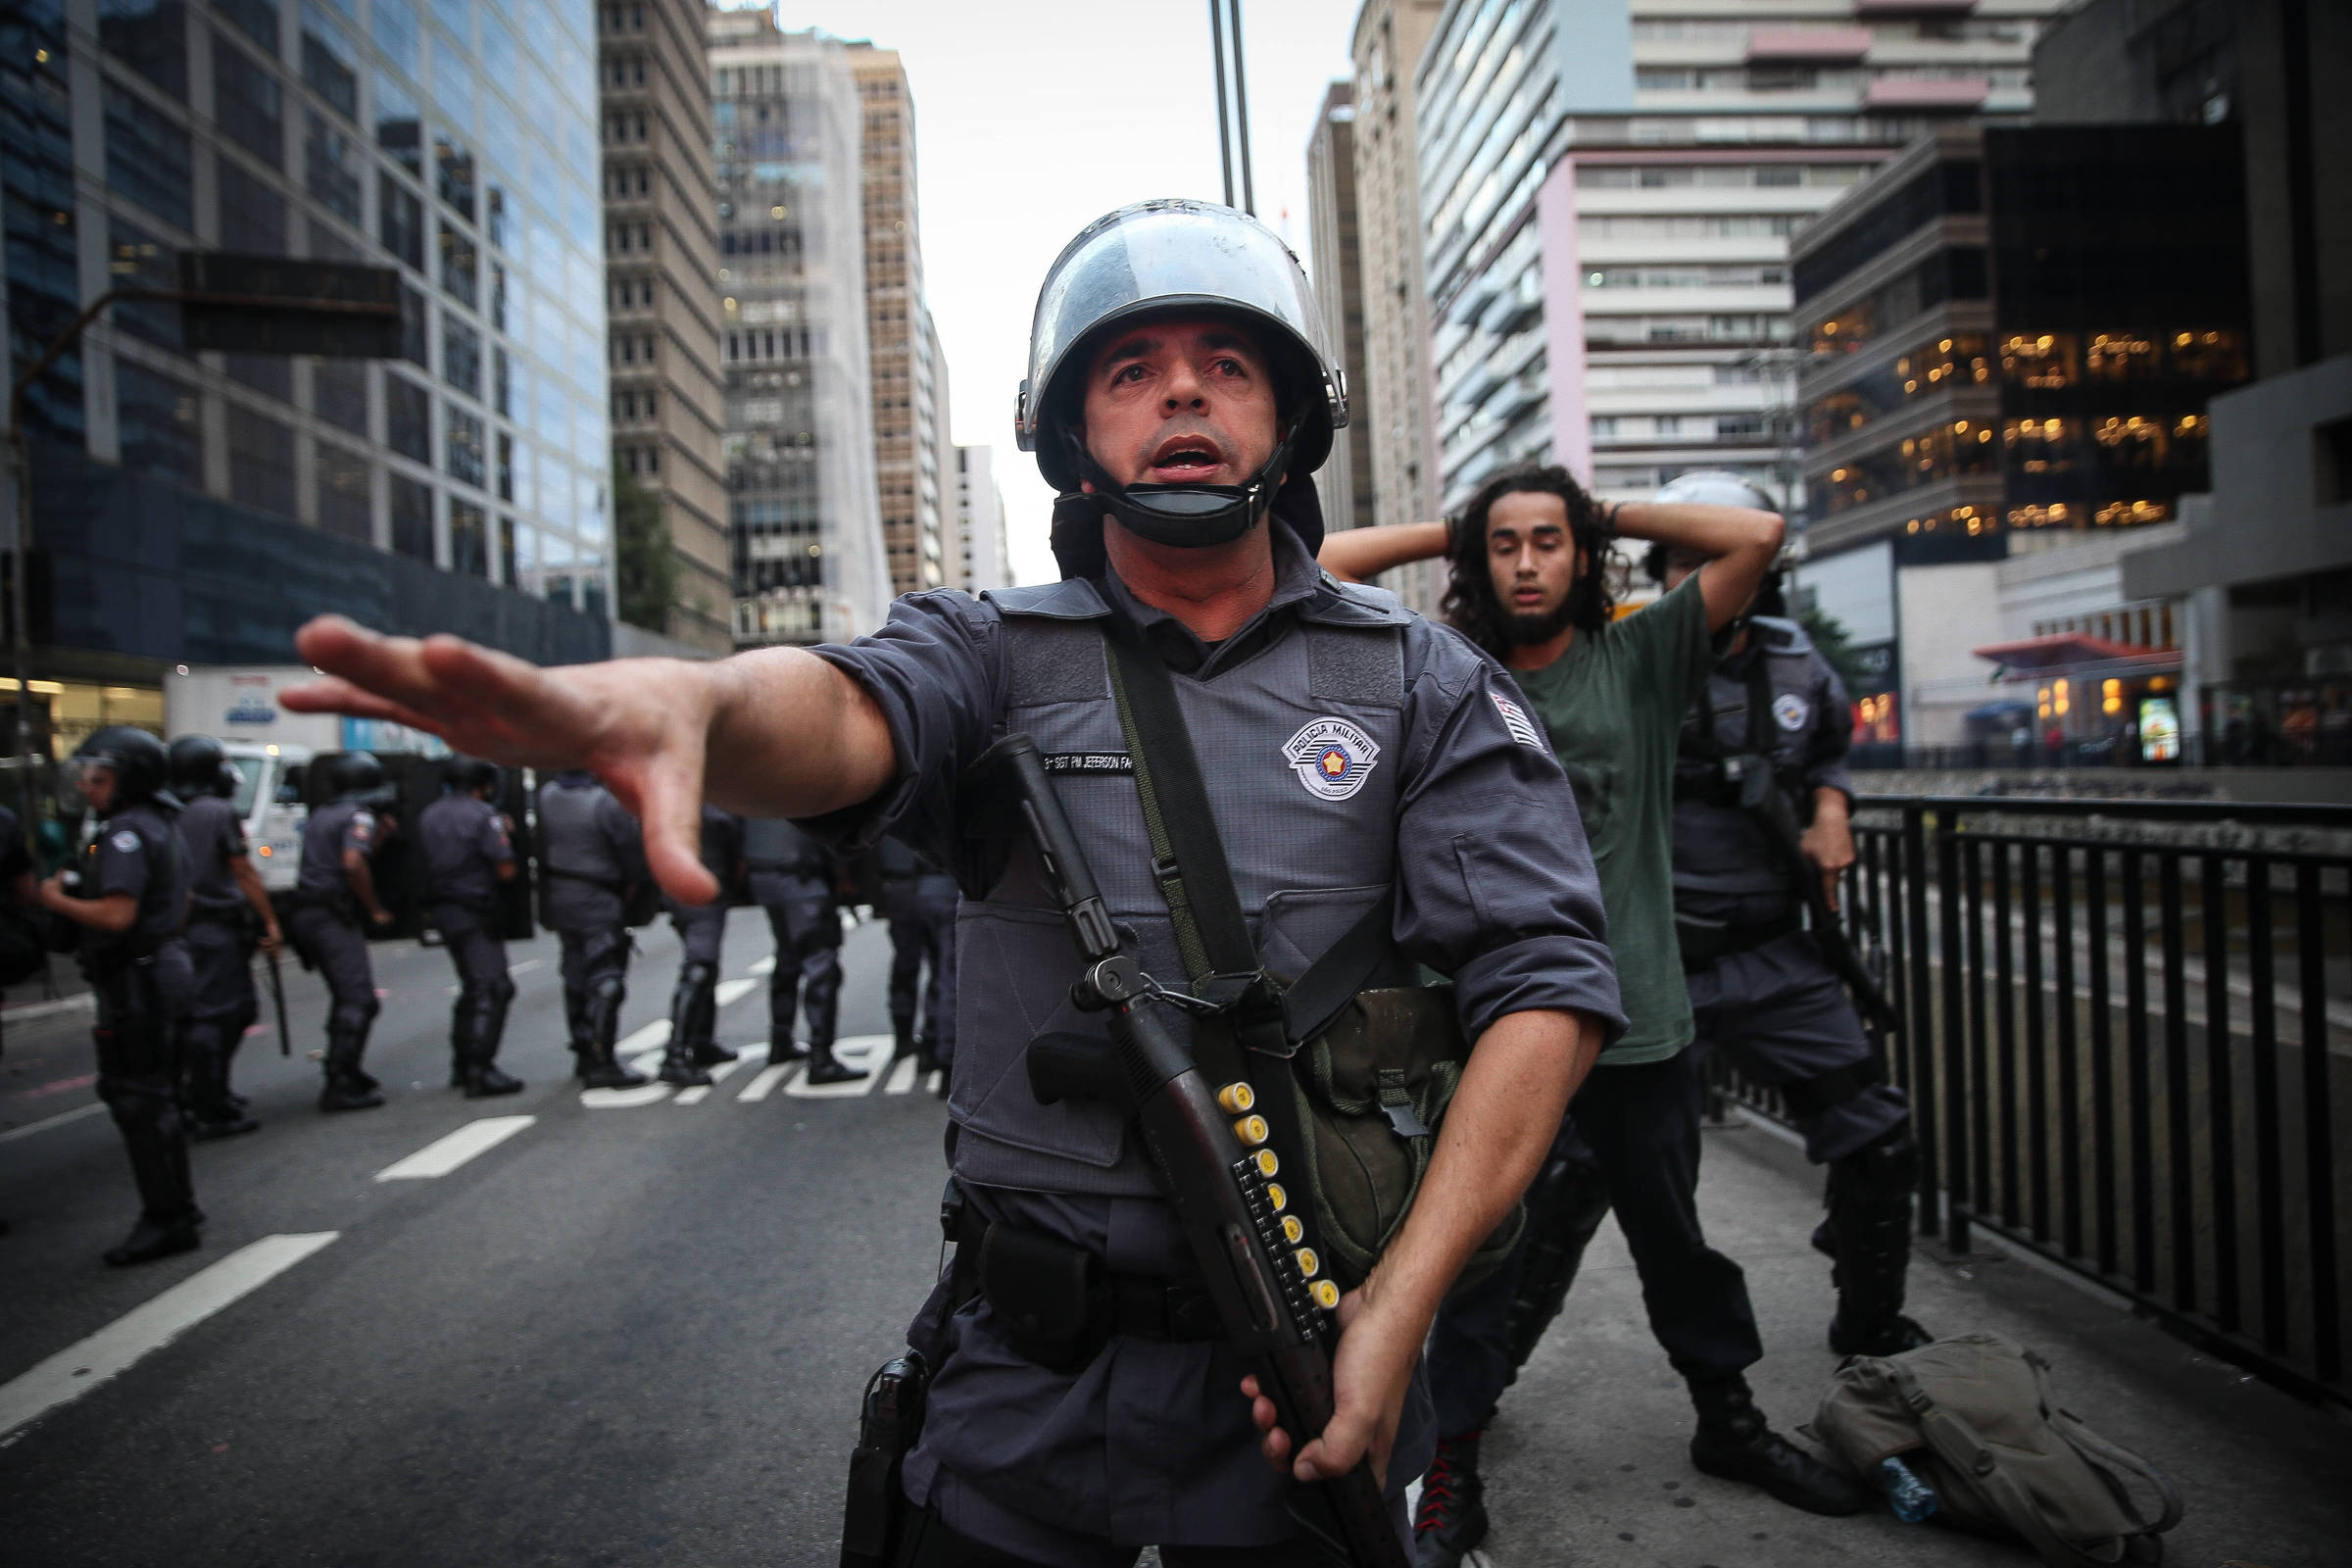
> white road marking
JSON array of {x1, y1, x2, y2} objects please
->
[
  {"x1": 715, "y1": 977, "x2": 758, "y2": 1006},
  {"x1": 0, "y1": 1233, "x2": 338, "y2": 1442},
  {"x1": 748, "y1": 956, "x2": 775, "y2": 976},
  {"x1": 784, "y1": 1034, "x2": 892, "y2": 1098},
  {"x1": 737, "y1": 1062, "x2": 793, "y2": 1102},
  {"x1": 0, "y1": 994, "x2": 95, "y2": 1022},
  {"x1": 616, "y1": 1019, "x2": 670, "y2": 1055},
  {"x1": 0, "y1": 1102, "x2": 108, "y2": 1145},
  {"x1": 671, "y1": 1051, "x2": 756, "y2": 1106},
  {"x1": 884, "y1": 1056, "x2": 919, "y2": 1095},
  {"x1": 672, "y1": 1084, "x2": 711, "y2": 1105},
  {"x1": 580, "y1": 1083, "x2": 673, "y2": 1108},
  {"x1": 508, "y1": 959, "x2": 543, "y2": 975},
  {"x1": 374, "y1": 1116, "x2": 537, "y2": 1180},
  {"x1": 927, "y1": 1071, "x2": 944, "y2": 1097}
]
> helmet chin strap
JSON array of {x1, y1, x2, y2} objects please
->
[{"x1": 1060, "y1": 419, "x2": 1298, "y2": 550}]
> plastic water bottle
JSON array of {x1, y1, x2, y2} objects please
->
[{"x1": 1873, "y1": 1454, "x2": 1939, "y2": 1523}]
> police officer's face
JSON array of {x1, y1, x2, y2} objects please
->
[
  {"x1": 79, "y1": 763, "x2": 119, "y2": 813},
  {"x1": 1079, "y1": 318, "x2": 1280, "y2": 491},
  {"x1": 1485, "y1": 491, "x2": 1585, "y2": 642}
]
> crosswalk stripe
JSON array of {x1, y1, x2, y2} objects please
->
[
  {"x1": 715, "y1": 977, "x2": 758, "y2": 1006},
  {"x1": 737, "y1": 1062, "x2": 792, "y2": 1102},
  {"x1": 374, "y1": 1116, "x2": 537, "y2": 1180},
  {"x1": 672, "y1": 1084, "x2": 710, "y2": 1106},
  {"x1": 784, "y1": 1035, "x2": 892, "y2": 1098},
  {"x1": 0, "y1": 1233, "x2": 339, "y2": 1441},
  {"x1": 617, "y1": 1019, "x2": 669, "y2": 1055},
  {"x1": 580, "y1": 1082, "x2": 672, "y2": 1108},
  {"x1": 884, "y1": 1056, "x2": 919, "y2": 1095},
  {"x1": 749, "y1": 955, "x2": 775, "y2": 976}
]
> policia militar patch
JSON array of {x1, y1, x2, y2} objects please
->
[{"x1": 1040, "y1": 752, "x2": 1135, "y2": 774}]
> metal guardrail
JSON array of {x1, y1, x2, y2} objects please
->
[{"x1": 1709, "y1": 794, "x2": 2352, "y2": 1408}]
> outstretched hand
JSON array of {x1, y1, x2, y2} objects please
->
[
  {"x1": 1239, "y1": 1285, "x2": 1417, "y2": 1490},
  {"x1": 281, "y1": 615, "x2": 723, "y2": 905}
]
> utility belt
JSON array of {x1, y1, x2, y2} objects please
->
[
  {"x1": 942, "y1": 1183, "x2": 1222, "y2": 1374},
  {"x1": 1677, "y1": 910, "x2": 1802, "y2": 971},
  {"x1": 186, "y1": 901, "x2": 254, "y2": 930},
  {"x1": 293, "y1": 887, "x2": 360, "y2": 922},
  {"x1": 1673, "y1": 755, "x2": 1804, "y2": 809}
]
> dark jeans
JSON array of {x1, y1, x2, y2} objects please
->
[{"x1": 1428, "y1": 1045, "x2": 1762, "y2": 1437}]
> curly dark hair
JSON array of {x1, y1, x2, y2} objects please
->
[{"x1": 1440, "y1": 464, "x2": 1617, "y2": 659}]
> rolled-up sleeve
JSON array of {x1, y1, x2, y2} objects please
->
[
  {"x1": 805, "y1": 589, "x2": 1003, "y2": 859},
  {"x1": 1390, "y1": 627, "x2": 1626, "y2": 1048}
]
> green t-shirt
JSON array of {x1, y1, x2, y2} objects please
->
[{"x1": 1508, "y1": 573, "x2": 1715, "y2": 1064}]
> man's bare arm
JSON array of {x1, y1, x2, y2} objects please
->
[
  {"x1": 1608, "y1": 500, "x2": 1785, "y2": 633},
  {"x1": 282, "y1": 617, "x2": 896, "y2": 905},
  {"x1": 1247, "y1": 1006, "x2": 1601, "y2": 1483},
  {"x1": 1317, "y1": 521, "x2": 1449, "y2": 585},
  {"x1": 230, "y1": 856, "x2": 283, "y2": 954}
]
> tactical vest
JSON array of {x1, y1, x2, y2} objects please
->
[
  {"x1": 952, "y1": 576, "x2": 1412, "y2": 1199},
  {"x1": 86, "y1": 800, "x2": 190, "y2": 961},
  {"x1": 1672, "y1": 615, "x2": 1822, "y2": 901}
]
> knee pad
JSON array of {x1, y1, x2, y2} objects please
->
[
  {"x1": 589, "y1": 975, "x2": 626, "y2": 1008},
  {"x1": 332, "y1": 999, "x2": 378, "y2": 1036},
  {"x1": 488, "y1": 974, "x2": 518, "y2": 1006},
  {"x1": 680, "y1": 959, "x2": 717, "y2": 991}
]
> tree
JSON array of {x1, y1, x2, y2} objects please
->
[
  {"x1": 612, "y1": 463, "x2": 676, "y2": 634},
  {"x1": 1799, "y1": 606, "x2": 1876, "y2": 699}
]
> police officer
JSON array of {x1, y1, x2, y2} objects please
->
[
  {"x1": 878, "y1": 835, "x2": 956, "y2": 1078},
  {"x1": 282, "y1": 200, "x2": 1623, "y2": 1563},
  {"x1": 418, "y1": 756, "x2": 525, "y2": 1098},
  {"x1": 660, "y1": 804, "x2": 745, "y2": 1087},
  {"x1": 168, "y1": 735, "x2": 284, "y2": 1139},
  {"x1": 1646, "y1": 471, "x2": 1929, "y2": 1358},
  {"x1": 741, "y1": 815, "x2": 860, "y2": 1086},
  {"x1": 286, "y1": 751, "x2": 395, "y2": 1112},
  {"x1": 537, "y1": 768, "x2": 647, "y2": 1090},
  {"x1": 39, "y1": 728, "x2": 203, "y2": 1265}
]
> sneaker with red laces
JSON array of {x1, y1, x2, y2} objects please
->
[{"x1": 1413, "y1": 1429, "x2": 1489, "y2": 1567}]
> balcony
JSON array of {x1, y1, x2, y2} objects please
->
[
  {"x1": 1865, "y1": 75, "x2": 1990, "y2": 112},
  {"x1": 1746, "y1": 26, "x2": 1872, "y2": 63}
]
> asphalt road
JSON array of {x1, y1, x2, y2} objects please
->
[{"x1": 2, "y1": 911, "x2": 949, "y2": 1566}]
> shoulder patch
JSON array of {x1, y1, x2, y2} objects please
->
[
  {"x1": 109, "y1": 828, "x2": 142, "y2": 854},
  {"x1": 1772, "y1": 692, "x2": 1811, "y2": 732},
  {"x1": 1283, "y1": 717, "x2": 1383, "y2": 802},
  {"x1": 1491, "y1": 692, "x2": 1546, "y2": 750}
]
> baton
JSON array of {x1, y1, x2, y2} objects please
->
[{"x1": 265, "y1": 946, "x2": 292, "y2": 1056}]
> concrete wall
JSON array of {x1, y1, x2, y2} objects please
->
[{"x1": 1897, "y1": 560, "x2": 2002, "y2": 746}]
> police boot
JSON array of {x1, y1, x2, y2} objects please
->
[
  {"x1": 802, "y1": 1037, "x2": 867, "y2": 1087},
  {"x1": 1411, "y1": 1430, "x2": 1489, "y2": 1567},
  {"x1": 318, "y1": 1024, "x2": 385, "y2": 1112},
  {"x1": 106, "y1": 1100, "x2": 203, "y2": 1266},
  {"x1": 1825, "y1": 1129, "x2": 1934, "y2": 1357},
  {"x1": 103, "y1": 1211, "x2": 203, "y2": 1266},
  {"x1": 184, "y1": 1022, "x2": 259, "y2": 1142},
  {"x1": 1687, "y1": 1374, "x2": 1868, "y2": 1516},
  {"x1": 891, "y1": 1015, "x2": 916, "y2": 1063},
  {"x1": 1503, "y1": 1152, "x2": 1612, "y2": 1378},
  {"x1": 463, "y1": 985, "x2": 523, "y2": 1098},
  {"x1": 578, "y1": 987, "x2": 648, "y2": 1091}
]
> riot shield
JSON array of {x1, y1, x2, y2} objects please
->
[{"x1": 304, "y1": 751, "x2": 430, "y2": 941}]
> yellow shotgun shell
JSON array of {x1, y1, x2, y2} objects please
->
[
  {"x1": 1252, "y1": 1149, "x2": 1280, "y2": 1178},
  {"x1": 1293, "y1": 1248, "x2": 1320, "y2": 1278},
  {"x1": 1310, "y1": 1280, "x2": 1342, "y2": 1310},
  {"x1": 1281, "y1": 1214, "x2": 1304, "y2": 1244},
  {"x1": 1215, "y1": 1082, "x2": 1255, "y2": 1114},
  {"x1": 1231, "y1": 1114, "x2": 1269, "y2": 1147},
  {"x1": 1264, "y1": 1182, "x2": 1288, "y2": 1210}
]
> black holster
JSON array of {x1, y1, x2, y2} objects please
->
[{"x1": 841, "y1": 1351, "x2": 930, "y2": 1568}]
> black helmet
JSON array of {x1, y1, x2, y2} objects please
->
[
  {"x1": 448, "y1": 756, "x2": 502, "y2": 796},
  {"x1": 72, "y1": 726, "x2": 170, "y2": 807},
  {"x1": 1015, "y1": 199, "x2": 1345, "y2": 557},
  {"x1": 167, "y1": 733, "x2": 227, "y2": 795},
  {"x1": 326, "y1": 750, "x2": 387, "y2": 800},
  {"x1": 215, "y1": 760, "x2": 243, "y2": 800}
]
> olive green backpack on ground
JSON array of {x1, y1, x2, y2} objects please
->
[{"x1": 1811, "y1": 1332, "x2": 2184, "y2": 1566}]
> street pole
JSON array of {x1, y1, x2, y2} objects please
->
[
  {"x1": 1227, "y1": 0, "x2": 1255, "y2": 218},
  {"x1": 1208, "y1": 0, "x2": 1236, "y2": 209}
]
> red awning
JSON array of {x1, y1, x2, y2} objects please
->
[{"x1": 1972, "y1": 634, "x2": 2179, "y2": 673}]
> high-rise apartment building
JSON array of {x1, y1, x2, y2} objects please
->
[
  {"x1": 847, "y1": 44, "x2": 954, "y2": 598},
  {"x1": 708, "y1": 13, "x2": 888, "y2": 646},
  {"x1": 1306, "y1": 82, "x2": 1375, "y2": 539},
  {"x1": 0, "y1": 0, "x2": 614, "y2": 745},
  {"x1": 1348, "y1": 0, "x2": 1448, "y2": 611},
  {"x1": 599, "y1": 0, "x2": 727, "y2": 654},
  {"x1": 1415, "y1": 0, "x2": 2066, "y2": 518},
  {"x1": 955, "y1": 445, "x2": 1009, "y2": 595}
]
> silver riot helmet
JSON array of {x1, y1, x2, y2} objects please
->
[
  {"x1": 1015, "y1": 199, "x2": 1346, "y2": 554},
  {"x1": 1642, "y1": 470, "x2": 1792, "y2": 619}
]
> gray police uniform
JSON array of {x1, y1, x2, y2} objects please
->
[
  {"x1": 537, "y1": 771, "x2": 643, "y2": 1063},
  {"x1": 175, "y1": 792, "x2": 260, "y2": 1123},
  {"x1": 879, "y1": 836, "x2": 956, "y2": 1067},
  {"x1": 83, "y1": 799, "x2": 199, "y2": 1226},
  {"x1": 811, "y1": 523, "x2": 1622, "y2": 1560},
  {"x1": 663, "y1": 805, "x2": 744, "y2": 1061},
  {"x1": 418, "y1": 792, "x2": 518, "y2": 1075},
  {"x1": 1671, "y1": 616, "x2": 1906, "y2": 1165},
  {"x1": 741, "y1": 815, "x2": 840, "y2": 1055},
  {"x1": 286, "y1": 798, "x2": 382, "y2": 1051}
]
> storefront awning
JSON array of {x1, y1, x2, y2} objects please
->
[{"x1": 1972, "y1": 634, "x2": 2181, "y2": 678}]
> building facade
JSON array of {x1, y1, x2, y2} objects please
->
[
  {"x1": 1, "y1": 0, "x2": 615, "y2": 753},
  {"x1": 599, "y1": 0, "x2": 728, "y2": 654},
  {"x1": 1306, "y1": 81, "x2": 1375, "y2": 539},
  {"x1": 1414, "y1": 0, "x2": 2065, "y2": 522},
  {"x1": 954, "y1": 444, "x2": 1008, "y2": 596},
  {"x1": 708, "y1": 14, "x2": 888, "y2": 647},
  {"x1": 1348, "y1": 0, "x2": 1447, "y2": 612},
  {"x1": 848, "y1": 44, "x2": 954, "y2": 599}
]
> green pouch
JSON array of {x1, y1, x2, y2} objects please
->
[{"x1": 1271, "y1": 982, "x2": 1524, "y2": 1294}]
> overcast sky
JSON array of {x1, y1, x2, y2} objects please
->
[{"x1": 769, "y1": 0, "x2": 1361, "y2": 584}]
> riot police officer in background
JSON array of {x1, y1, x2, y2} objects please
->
[
  {"x1": 1647, "y1": 471, "x2": 1928, "y2": 1358},
  {"x1": 38, "y1": 728, "x2": 202, "y2": 1265},
  {"x1": 287, "y1": 751, "x2": 395, "y2": 1112},
  {"x1": 538, "y1": 768, "x2": 648, "y2": 1090},
  {"x1": 660, "y1": 804, "x2": 745, "y2": 1087},
  {"x1": 742, "y1": 815, "x2": 860, "y2": 1086},
  {"x1": 878, "y1": 836, "x2": 955, "y2": 1079},
  {"x1": 169, "y1": 735, "x2": 284, "y2": 1139},
  {"x1": 417, "y1": 757, "x2": 525, "y2": 1099}
]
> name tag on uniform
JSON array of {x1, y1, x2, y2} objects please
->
[{"x1": 1041, "y1": 752, "x2": 1134, "y2": 774}]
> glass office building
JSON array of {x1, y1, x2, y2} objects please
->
[{"x1": 1, "y1": 0, "x2": 613, "y2": 749}]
